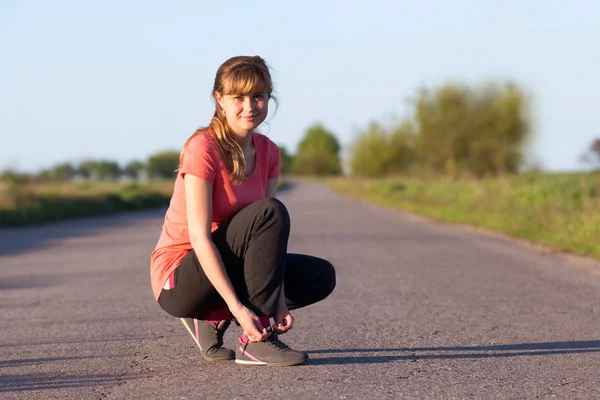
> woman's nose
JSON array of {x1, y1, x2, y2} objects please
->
[{"x1": 244, "y1": 97, "x2": 257, "y2": 110}]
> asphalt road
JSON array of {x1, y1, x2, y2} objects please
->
[{"x1": 1, "y1": 180, "x2": 599, "y2": 399}]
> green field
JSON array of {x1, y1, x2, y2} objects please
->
[
  {"x1": 328, "y1": 172, "x2": 600, "y2": 260},
  {"x1": 0, "y1": 179, "x2": 290, "y2": 227},
  {"x1": 3, "y1": 174, "x2": 599, "y2": 261},
  {"x1": 0, "y1": 180, "x2": 174, "y2": 227}
]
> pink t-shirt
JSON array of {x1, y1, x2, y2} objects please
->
[{"x1": 150, "y1": 130, "x2": 280, "y2": 300}]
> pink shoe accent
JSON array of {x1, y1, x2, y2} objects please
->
[
  {"x1": 238, "y1": 345, "x2": 263, "y2": 363},
  {"x1": 194, "y1": 319, "x2": 199, "y2": 342}
]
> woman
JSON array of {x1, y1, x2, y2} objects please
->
[{"x1": 150, "y1": 55, "x2": 336, "y2": 367}]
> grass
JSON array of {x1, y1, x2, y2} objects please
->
[
  {"x1": 0, "y1": 180, "x2": 174, "y2": 227},
  {"x1": 0, "y1": 178, "x2": 290, "y2": 227},
  {"x1": 327, "y1": 172, "x2": 600, "y2": 260}
]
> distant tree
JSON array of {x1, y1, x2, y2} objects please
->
[
  {"x1": 349, "y1": 121, "x2": 416, "y2": 177},
  {"x1": 147, "y1": 150, "x2": 180, "y2": 179},
  {"x1": 414, "y1": 82, "x2": 530, "y2": 178},
  {"x1": 580, "y1": 138, "x2": 600, "y2": 169},
  {"x1": 0, "y1": 169, "x2": 29, "y2": 184},
  {"x1": 388, "y1": 122, "x2": 417, "y2": 172},
  {"x1": 77, "y1": 163, "x2": 91, "y2": 179},
  {"x1": 78, "y1": 160, "x2": 121, "y2": 180},
  {"x1": 414, "y1": 85, "x2": 471, "y2": 177},
  {"x1": 0, "y1": 169, "x2": 31, "y2": 207},
  {"x1": 593, "y1": 139, "x2": 600, "y2": 160},
  {"x1": 49, "y1": 162, "x2": 76, "y2": 181},
  {"x1": 293, "y1": 124, "x2": 342, "y2": 176},
  {"x1": 37, "y1": 170, "x2": 52, "y2": 181},
  {"x1": 123, "y1": 160, "x2": 147, "y2": 180},
  {"x1": 278, "y1": 145, "x2": 294, "y2": 175}
]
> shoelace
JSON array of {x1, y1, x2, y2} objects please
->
[
  {"x1": 214, "y1": 320, "x2": 230, "y2": 347},
  {"x1": 266, "y1": 333, "x2": 289, "y2": 350},
  {"x1": 199, "y1": 320, "x2": 229, "y2": 348},
  {"x1": 213, "y1": 327, "x2": 222, "y2": 347}
]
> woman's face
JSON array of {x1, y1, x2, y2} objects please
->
[{"x1": 217, "y1": 91, "x2": 268, "y2": 136}]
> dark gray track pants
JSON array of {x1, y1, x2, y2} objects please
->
[{"x1": 158, "y1": 197, "x2": 336, "y2": 319}]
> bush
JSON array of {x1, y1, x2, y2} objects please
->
[{"x1": 349, "y1": 121, "x2": 416, "y2": 177}]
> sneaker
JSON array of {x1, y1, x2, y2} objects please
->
[
  {"x1": 235, "y1": 331, "x2": 308, "y2": 366},
  {"x1": 180, "y1": 318, "x2": 235, "y2": 361}
]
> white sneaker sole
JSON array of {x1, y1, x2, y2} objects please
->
[{"x1": 235, "y1": 359, "x2": 268, "y2": 366}]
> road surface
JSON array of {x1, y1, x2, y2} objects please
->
[{"x1": 1, "y1": 180, "x2": 599, "y2": 399}]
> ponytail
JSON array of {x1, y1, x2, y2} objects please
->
[
  {"x1": 177, "y1": 110, "x2": 246, "y2": 185},
  {"x1": 209, "y1": 108, "x2": 246, "y2": 184}
]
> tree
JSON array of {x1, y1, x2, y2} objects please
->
[
  {"x1": 414, "y1": 85, "x2": 471, "y2": 176},
  {"x1": 49, "y1": 162, "x2": 76, "y2": 181},
  {"x1": 147, "y1": 150, "x2": 180, "y2": 179},
  {"x1": 580, "y1": 138, "x2": 600, "y2": 169},
  {"x1": 293, "y1": 124, "x2": 342, "y2": 176},
  {"x1": 0, "y1": 169, "x2": 30, "y2": 184},
  {"x1": 593, "y1": 139, "x2": 600, "y2": 160},
  {"x1": 123, "y1": 160, "x2": 147, "y2": 180},
  {"x1": 414, "y1": 82, "x2": 530, "y2": 178},
  {"x1": 349, "y1": 122, "x2": 390, "y2": 177},
  {"x1": 349, "y1": 121, "x2": 416, "y2": 177},
  {"x1": 78, "y1": 160, "x2": 122, "y2": 181},
  {"x1": 388, "y1": 122, "x2": 417, "y2": 173},
  {"x1": 278, "y1": 145, "x2": 294, "y2": 175}
]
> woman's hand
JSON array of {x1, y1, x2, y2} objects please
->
[
  {"x1": 273, "y1": 306, "x2": 294, "y2": 334},
  {"x1": 231, "y1": 305, "x2": 269, "y2": 342}
]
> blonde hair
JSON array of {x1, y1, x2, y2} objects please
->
[{"x1": 179, "y1": 56, "x2": 276, "y2": 184}]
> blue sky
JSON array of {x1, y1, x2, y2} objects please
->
[{"x1": 1, "y1": 0, "x2": 599, "y2": 173}]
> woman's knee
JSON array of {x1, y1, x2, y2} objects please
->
[
  {"x1": 255, "y1": 197, "x2": 290, "y2": 229},
  {"x1": 320, "y1": 259, "x2": 337, "y2": 298},
  {"x1": 302, "y1": 259, "x2": 336, "y2": 305},
  {"x1": 302, "y1": 258, "x2": 336, "y2": 302}
]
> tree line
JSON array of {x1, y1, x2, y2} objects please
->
[
  {"x1": 3, "y1": 80, "x2": 598, "y2": 183},
  {"x1": 286, "y1": 81, "x2": 532, "y2": 178},
  {"x1": 292, "y1": 82, "x2": 599, "y2": 177},
  {"x1": 0, "y1": 152, "x2": 184, "y2": 183},
  {"x1": 347, "y1": 82, "x2": 532, "y2": 178}
]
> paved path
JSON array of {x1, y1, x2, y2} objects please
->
[{"x1": 1, "y1": 181, "x2": 599, "y2": 399}]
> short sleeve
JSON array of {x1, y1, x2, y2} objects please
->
[
  {"x1": 268, "y1": 142, "x2": 281, "y2": 180},
  {"x1": 179, "y1": 134, "x2": 219, "y2": 183}
]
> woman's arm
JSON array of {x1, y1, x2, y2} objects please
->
[
  {"x1": 266, "y1": 178, "x2": 278, "y2": 198},
  {"x1": 185, "y1": 174, "x2": 268, "y2": 340},
  {"x1": 185, "y1": 174, "x2": 243, "y2": 313}
]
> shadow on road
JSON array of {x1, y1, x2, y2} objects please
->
[
  {"x1": 0, "y1": 208, "x2": 166, "y2": 256},
  {"x1": 308, "y1": 340, "x2": 600, "y2": 365},
  {"x1": 0, "y1": 336, "x2": 163, "y2": 348},
  {"x1": 0, "y1": 356, "x2": 96, "y2": 369},
  {"x1": 0, "y1": 372, "x2": 129, "y2": 393}
]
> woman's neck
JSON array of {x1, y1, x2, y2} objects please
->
[{"x1": 234, "y1": 132, "x2": 254, "y2": 152}]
